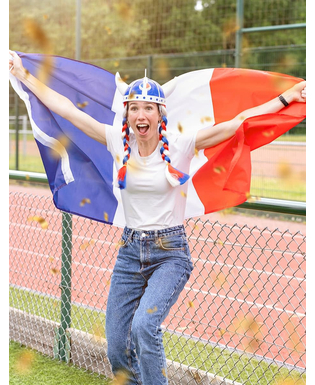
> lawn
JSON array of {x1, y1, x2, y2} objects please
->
[
  {"x1": 9, "y1": 341, "x2": 110, "y2": 385},
  {"x1": 9, "y1": 287, "x2": 306, "y2": 385}
]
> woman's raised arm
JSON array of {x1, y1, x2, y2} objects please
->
[
  {"x1": 195, "y1": 80, "x2": 306, "y2": 151},
  {"x1": 9, "y1": 50, "x2": 107, "y2": 145}
]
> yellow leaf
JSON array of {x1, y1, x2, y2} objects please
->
[
  {"x1": 146, "y1": 306, "x2": 158, "y2": 314},
  {"x1": 177, "y1": 122, "x2": 184, "y2": 133},
  {"x1": 80, "y1": 198, "x2": 91, "y2": 207},
  {"x1": 213, "y1": 166, "x2": 226, "y2": 174},
  {"x1": 15, "y1": 350, "x2": 36, "y2": 374}
]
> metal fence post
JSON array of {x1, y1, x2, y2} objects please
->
[
  {"x1": 14, "y1": 93, "x2": 19, "y2": 170},
  {"x1": 54, "y1": 212, "x2": 73, "y2": 362},
  {"x1": 235, "y1": 0, "x2": 244, "y2": 68}
]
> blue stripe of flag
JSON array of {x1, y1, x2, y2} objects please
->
[{"x1": 18, "y1": 52, "x2": 119, "y2": 224}]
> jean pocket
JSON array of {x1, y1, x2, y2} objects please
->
[{"x1": 157, "y1": 235, "x2": 185, "y2": 251}]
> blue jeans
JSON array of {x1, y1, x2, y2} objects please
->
[{"x1": 105, "y1": 225, "x2": 193, "y2": 385}]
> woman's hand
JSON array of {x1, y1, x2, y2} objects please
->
[
  {"x1": 9, "y1": 50, "x2": 27, "y2": 81},
  {"x1": 282, "y1": 80, "x2": 306, "y2": 104}
]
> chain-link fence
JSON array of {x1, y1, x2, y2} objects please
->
[{"x1": 9, "y1": 187, "x2": 306, "y2": 385}]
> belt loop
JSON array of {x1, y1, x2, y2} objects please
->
[
  {"x1": 154, "y1": 230, "x2": 159, "y2": 242},
  {"x1": 129, "y1": 229, "x2": 134, "y2": 243}
]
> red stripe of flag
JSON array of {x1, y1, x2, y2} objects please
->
[{"x1": 192, "y1": 68, "x2": 306, "y2": 214}]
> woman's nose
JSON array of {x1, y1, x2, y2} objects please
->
[{"x1": 137, "y1": 108, "x2": 145, "y2": 119}]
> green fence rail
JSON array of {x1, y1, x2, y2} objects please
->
[{"x1": 9, "y1": 171, "x2": 306, "y2": 384}]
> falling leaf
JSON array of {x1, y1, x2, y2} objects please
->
[
  {"x1": 112, "y1": 369, "x2": 129, "y2": 385},
  {"x1": 91, "y1": 320, "x2": 104, "y2": 343},
  {"x1": 285, "y1": 319, "x2": 302, "y2": 351},
  {"x1": 277, "y1": 160, "x2": 293, "y2": 180},
  {"x1": 245, "y1": 193, "x2": 260, "y2": 203},
  {"x1": 104, "y1": 212, "x2": 109, "y2": 222},
  {"x1": 240, "y1": 284, "x2": 254, "y2": 294},
  {"x1": 187, "y1": 301, "x2": 194, "y2": 308},
  {"x1": 200, "y1": 116, "x2": 213, "y2": 124},
  {"x1": 23, "y1": 18, "x2": 54, "y2": 84},
  {"x1": 115, "y1": 3, "x2": 133, "y2": 21},
  {"x1": 157, "y1": 59, "x2": 170, "y2": 78},
  {"x1": 218, "y1": 328, "x2": 226, "y2": 337},
  {"x1": 192, "y1": 371, "x2": 202, "y2": 383},
  {"x1": 128, "y1": 91, "x2": 136, "y2": 100},
  {"x1": 77, "y1": 101, "x2": 89, "y2": 109},
  {"x1": 15, "y1": 350, "x2": 36, "y2": 374},
  {"x1": 28, "y1": 215, "x2": 48, "y2": 229},
  {"x1": 262, "y1": 130, "x2": 275, "y2": 137},
  {"x1": 233, "y1": 315, "x2": 262, "y2": 352},
  {"x1": 212, "y1": 271, "x2": 227, "y2": 289},
  {"x1": 49, "y1": 268, "x2": 60, "y2": 275},
  {"x1": 48, "y1": 256, "x2": 55, "y2": 263},
  {"x1": 146, "y1": 306, "x2": 158, "y2": 314},
  {"x1": 177, "y1": 326, "x2": 189, "y2": 332},
  {"x1": 213, "y1": 166, "x2": 226, "y2": 174},
  {"x1": 80, "y1": 198, "x2": 91, "y2": 207},
  {"x1": 121, "y1": 74, "x2": 130, "y2": 82},
  {"x1": 115, "y1": 239, "x2": 125, "y2": 250},
  {"x1": 192, "y1": 224, "x2": 199, "y2": 232},
  {"x1": 194, "y1": 148, "x2": 199, "y2": 157},
  {"x1": 104, "y1": 26, "x2": 112, "y2": 35},
  {"x1": 161, "y1": 368, "x2": 167, "y2": 377},
  {"x1": 50, "y1": 135, "x2": 70, "y2": 159},
  {"x1": 272, "y1": 377, "x2": 305, "y2": 385},
  {"x1": 177, "y1": 122, "x2": 184, "y2": 133},
  {"x1": 114, "y1": 61, "x2": 120, "y2": 68},
  {"x1": 180, "y1": 191, "x2": 187, "y2": 198},
  {"x1": 80, "y1": 239, "x2": 95, "y2": 250}
]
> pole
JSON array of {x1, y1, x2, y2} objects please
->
[
  {"x1": 235, "y1": 0, "x2": 244, "y2": 68},
  {"x1": 14, "y1": 92, "x2": 19, "y2": 170},
  {"x1": 75, "y1": 0, "x2": 81, "y2": 60},
  {"x1": 58, "y1": 212, "x2": 73, "y2": 362}
]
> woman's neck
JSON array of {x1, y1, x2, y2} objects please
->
[{"x1": 137, "y1": 135, "x2": 159, "y2": 157}]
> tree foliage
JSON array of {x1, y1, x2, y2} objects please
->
[{"x1": 9, "y1": 0, "x2": 305, "y2": 60}]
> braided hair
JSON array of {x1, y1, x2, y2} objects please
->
[{"x1": 158, "y1": 105, "x2": 190, "y2": 187}]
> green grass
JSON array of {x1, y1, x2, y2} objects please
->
[
  {"x1": 9, "y1": 341, "x2": 110, "y2": 385},
  {"x1": 250, "y1": 176, "x2": 306, "y2": 201},
  {"x1": 9, "y1": 287, "x2": 306, "y2": 385},
  {"x1": 274, "y1": 135, "x2": 306, "y2": 142},
  {"x1": 9, "y1": 154, "x2": 46, "y2": 173}
]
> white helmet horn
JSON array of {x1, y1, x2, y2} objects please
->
[
  {"x1": 161, "y1": 76, "x2": 177, "y2": 98},
  {"x1": 115, "y1": 72, "x2": 129, "y2": 96}
]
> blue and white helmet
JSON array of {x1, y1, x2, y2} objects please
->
[{"x1": 115, "y1": 71, "x2": 177, "y2": 106}]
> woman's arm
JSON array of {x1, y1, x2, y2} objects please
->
[
  {"x1": 195, "y1": 81, "x2": 306, "y2": 151},
  {"x1": 9, "y1": 51, "x2": 107, "y2": 145}
]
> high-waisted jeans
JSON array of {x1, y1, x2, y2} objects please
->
[{"x1": 105, "y1": 225, "x2": 193, "y2": 385}]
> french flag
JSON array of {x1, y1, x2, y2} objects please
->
[{"x1": 9, "y1": 52, "x2": 306, "y2": 227}]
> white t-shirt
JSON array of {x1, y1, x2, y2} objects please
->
[{"x1": 106, "y1": 125, "x2": 196, "y2": 230}]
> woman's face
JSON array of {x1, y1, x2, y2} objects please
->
[{"x1": 127, "y1": 101, "x2": 161, "y2": 142}]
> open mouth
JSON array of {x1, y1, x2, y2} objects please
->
[{"x1": 136, "y1": 124, "x2": 149, "y2": 135}]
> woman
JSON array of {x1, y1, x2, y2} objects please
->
[{"x1": 9, "y1": 51, "x2": 306, "y2": 385}]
